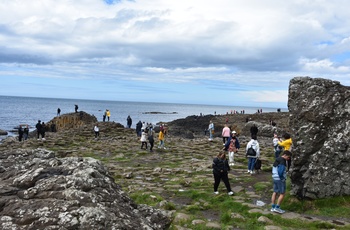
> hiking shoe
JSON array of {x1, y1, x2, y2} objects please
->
[
  {"x1": 228, "y1": 191, "x2": 234, "y2": 196},
  {"x1": 214, "y1": 191, "x2": 219, "y2": 195},
  {"x1": 270, "y1": 208, "x2": 275, "y2": 212},
  {"x1": 273, "y1": 207, "x2": 285, "y2": 214}
]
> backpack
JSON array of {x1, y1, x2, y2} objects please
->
[
  {"x1": 246, "y1": 147, "x2": 257, "y2": 156},
  {"x1": 254, "y1": 159, "x2": 261, "y2": 170}
]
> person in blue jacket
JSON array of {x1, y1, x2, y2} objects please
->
[{"x1": 271, "y1": 150, "x2": 292, "y2": 214}]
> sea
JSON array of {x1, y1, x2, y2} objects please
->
[{"x1": 0, "y1": 95, "x2": 287, "y2": 137}]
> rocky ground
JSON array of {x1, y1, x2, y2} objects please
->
[{"x1": 1, "y1": 112, "x2": 350, "y2": 229}]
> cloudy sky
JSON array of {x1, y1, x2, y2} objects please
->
[{"x1": 1, "y1": 0, "x2": 350, "y2": 108}]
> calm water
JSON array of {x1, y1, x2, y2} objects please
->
[{"x1": 0, "y1": 95, "x2": 286, "y2": 136}]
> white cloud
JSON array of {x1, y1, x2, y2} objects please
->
[{"x1": 1, "y1": 0, "x2": 350, "y2": 107}]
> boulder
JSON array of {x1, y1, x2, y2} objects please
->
[
  {"x1": 47, "y1": 111, "x2": 98, "y2": 132},
  {"x1": 289, "y1": 77, "x2": 350, "y2": 199},
  {"x1": 0, "y1": 148, "x2": 171, "y2": 229},
  {"x1": 0, "y1": 129, "x2": 8, "y2": 135}
]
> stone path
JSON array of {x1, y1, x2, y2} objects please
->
[{"x1": 1, "y1": 121, "x2": 350, "y2": 229}]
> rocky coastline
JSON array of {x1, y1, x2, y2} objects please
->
[{"x1": 0, "y1": 77, "x2": 349, "y2": 229}]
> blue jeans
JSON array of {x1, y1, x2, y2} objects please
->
[
  {"x1": 248, "y1": 158, "x2": 256, "y2": 171},
  {"x1": 209, "y1": 130, "x2": 213, "y2": 139}
]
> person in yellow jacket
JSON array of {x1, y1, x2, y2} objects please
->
[
  {"x1": 158, "y1": 130, "x2": 166, "y2": 149},
  {"x1": 106, "y1": 110, "x2": 111, "y2": 121},
  {"x1": 278, "y1": 133, "x2": 293, "y2": 171}
]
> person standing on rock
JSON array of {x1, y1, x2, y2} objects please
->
[
  {"x1": 106, "y1": 110, "x2": 111, "y2": 121},
  {"x1": 246, "y1": 134, "x2": 260, "y2": 174},
  {"x1": 208, "y1": 120, "x2": 214, "y2": 141},
  {"x1": 94, "y1": 124, "x2": 100, "y2": 138},
  {"x1": 271, "y1": 150, "x2": 292, "y2": 214},
  {"x1": 212, "y1": 152, "x2": 234, "y2": 196},
  {"x1": 250, "y1": 124, "x2": 258, "y2": 139},
  {"x1": 57, "y1": 108, "x2": 61, "y2": 116},
  {"x1": 41, "y1": 122, "x2": 46, "y2": 141},
  {"x1": 140, "y1": 129, "x2": 148, "y2": 150},
  {"x1": 103, "y1": 110, "x2": 107, "y2": 122},
  {"x1": 158, "y1": 129, "x2": 166, "y2": 149},
  {"x1": 75, "y1": 104, "x2": 78, "y2": 113},
  {"x1": 127, "y1": 115, "x2": 132, "y2": 128},
  {"x1": 273, "y1": 133, "x2": 282, "y2": 159},
  {"x1": 136, "y1": 121, "x2": 142, "y2": 137},
  {"x1": 221, "y1": 124, "x2": 231, "y2": 144},
  {"x1": 23, "y1": 125, "x2": 29, "y2": 140},
  {"x1": 278, "y1": 133, "x2": 293, "y2": 171},
  {"x1": 18, "y1": 125, "x2": 24, "y2": 142},
  {"x1": 36, "y1": 120, "x2": 42, "y2": 140}
]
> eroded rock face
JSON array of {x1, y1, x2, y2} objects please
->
[
  {"x1": 289, "y1": 77, "x2": 350, "y2": 199},
  {"x1": 0, "y1": 148, "x2": 171, "y2": 229}
]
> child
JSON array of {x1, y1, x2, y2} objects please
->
[{"x1": 271, "y1": 150, "x2": 292, "y2": 213}]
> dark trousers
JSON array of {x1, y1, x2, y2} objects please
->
[
  {"x1": 95, "y1": 131, "x2": 99, "y2": 138},
  {"x1": 149, "y1": 141, "x2": 154, "y2": 151},
  {"x1": 141, "y1": 142, "x2": 148, "y2": 149},
  {"x1": 223, "y1": 137, "x2": 229, "y2": 144},
  {"x1": 213, "y1": 172, "x2": 232, "y2": 192}
]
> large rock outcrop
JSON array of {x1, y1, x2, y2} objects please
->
[
  {"x1": 0, "y1": 148, "x2": 172, "y2": 229},
  {"x1": 289, "y1": 77, "x2": 350, "y2": 199}
]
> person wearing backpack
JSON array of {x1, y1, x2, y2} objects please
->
[
  {"x1": 271, "y1": 150, "x2": 292, "y2": 214},
  {"x1": 246, "y1": 134, "x2": 260, "y2": 174}
]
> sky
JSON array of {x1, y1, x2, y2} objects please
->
[{"x1": 1, "y1": 0, "x2": 350, "y2": 108}]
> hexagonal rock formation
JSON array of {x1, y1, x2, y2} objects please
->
[
  {"x1": 0, "y1": 148, "x2": 171, "y2": 229},
  {"x1": 289, "y1": 77, "x2": 350, "y2": 199}
]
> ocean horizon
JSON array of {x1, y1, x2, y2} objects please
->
[{"x1": 0, "y1": 95, "x2": 287, "y2": 136}]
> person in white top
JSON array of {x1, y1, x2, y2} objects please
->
[{"x1": 94, "y1": 124, "x2": 99, "y2": 138}]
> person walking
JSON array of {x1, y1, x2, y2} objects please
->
[
  {"x1": 140, "y1": 130, "x2": 148, "y2": 150},
  {"x1": 246, "y1": 134, "x2": 260, "y2": 174},
  {"x1": 208, "y1": 120, "x2": 214, "y2": 141},
  {"x1": 94, "y1": 124, "x2": 100, "y2": 138},
  {"x1": 271, "y1": 150, "x2": 292, "y2": 214},
  {"x1": 148, "y1": 131, "x2": 155, "y2": 152},
  {"x1": 221, "y1": 124, "x2": 231, "y2": 145},
  {"x1": 212, "y1": 152, "x2": 234, "y2": 196},
  {"x1": 223, "y1": 131, "x2": 240, "y2": 166}
]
